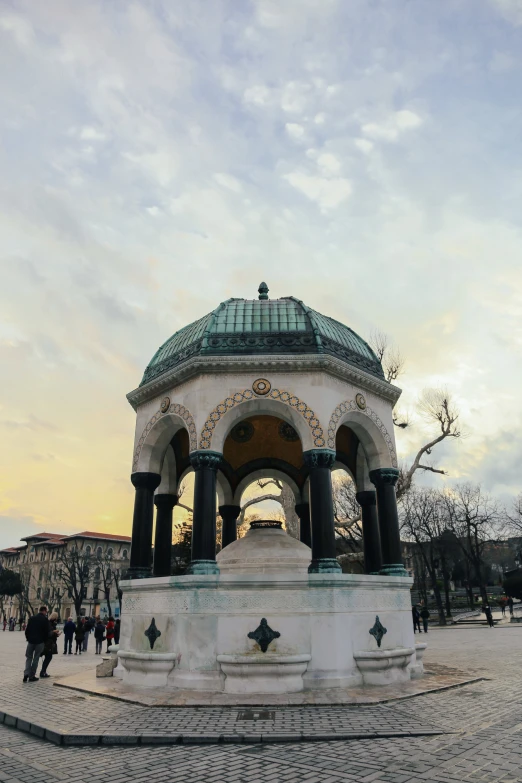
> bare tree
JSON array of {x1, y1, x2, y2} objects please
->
[
  {"x1": 400, "y1": 488, "x2": 447, "y2": 625},
  {"x1": 57, "y1": 547, "x2": 92, "y2": 618},
  {"x1": 332, "y1": 474, "x2": 363, "y2": 553},
  {"x1": 506, "y1": 493, "x2": 522, "y2": 537},
  {"x1": 95, "y1": 551, "x2": 115, "y2": 618},
  {"x1": 442, "y1": 484, "x2": 503, "y2": 604},
  {"x1": 369, "y1": 333, "x2": 462, "y2": 496}
]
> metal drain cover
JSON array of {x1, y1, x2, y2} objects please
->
[{"x1": 237, "y1": 710, "x2": 275, "y2": 721}]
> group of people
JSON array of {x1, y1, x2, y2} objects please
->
[
  {"x1": 22, "y1": 606, "x2": 121, "y2": 683},
  {"x1": 412, "y1": 604, "x2": 430, "y2": 633},
  {"x1": 2, "y1": 617, "x2": 20, "y2": 632},
  {"x1": 62, "y1": 615, "x2": 120, "y2": 655}
]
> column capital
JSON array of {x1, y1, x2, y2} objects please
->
[
  {"x1": 356, "y1": 490, "x2": 377, "y2": 507},
  {"x1": 189, "y1": 450, "x2": 222, "y2": 472},
  {"x1": 154, "y1": 494, "x2": 178, "y2": 511},
  {"x1": 219, "y1": 504, "x2": 241, "y2": 517},
  {"x1": 131, "y1": 472, "x2": 161, "y2": 492},
  {"x1": 369, "y1": 468, "x2": 400, "y2": 488},
  {"x1": 303, "y1": 449, "x2": 336, "y2": 469}
]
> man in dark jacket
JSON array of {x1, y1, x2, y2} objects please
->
[
  {"x1": 23, "y1": 606, "x2": 50, "y2": 682},
  {"x1": 420, "y1": 606, "x2": 430, "y2": 633},
  {"x1": 63, "y1": 617, "x2": 76, "y2": 654}
]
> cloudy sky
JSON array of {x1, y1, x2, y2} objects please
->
[{"x1": 1, "y1": 0, "x2": 521, "y2": 550}]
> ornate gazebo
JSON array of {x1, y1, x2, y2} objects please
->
[{"x1": 118, "y1": 284, "x2": 421, "y2": 695}]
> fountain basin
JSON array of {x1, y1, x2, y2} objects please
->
[{"x1": 217, "y1": 653, "x2": 311, "y2": 693}]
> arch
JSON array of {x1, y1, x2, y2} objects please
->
[
  {"x1": 175, "y1": 464, "x2": 233, "y2": 507},
  {"x1": 155, "y1": 444, "x2": 177, "y2": 495},
  {"x1": 327, "y1": 400, "x2": 397, "y2": 470},
  {"x1": 233, "y1": 468, "x2": 302, "y2": 506},
  {"x1": 132, "y1": 403, "x2": 197, "y2": 473},
  {"x1": 201, "y1": 388, "x2": 325, "y2": 453}
]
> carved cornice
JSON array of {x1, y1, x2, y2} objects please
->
[
  {"x1": 303, "y1": 449, "x2": 337, "y2": 469},
  {"x1": 189, "y1": 450, "x2": 222, "y2": 472},
  {"x1": 127, "y1": 354, "x2": 401, "y2": 411}
]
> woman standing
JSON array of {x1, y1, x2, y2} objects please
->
[
  {"x1": 105, "y1": 617, "x2": 115, "y2": 652},
  {"x1": 40, "y1": 612, "x2": 60, "y2": 678},
  {"x1": 74, "y1": 618, "x2": 85, "y2": 654}
]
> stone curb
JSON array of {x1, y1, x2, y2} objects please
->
[{"x1": 0, "y1": 710, "x2": 449, "y2": 746}]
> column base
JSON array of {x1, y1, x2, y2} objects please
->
[
  {"x1": 187, "y1": 560, "x2": 220, "y2": 575},
  {"x1": 308, "y1": 558, "x2": 341, "y2": 574},
  {"x1": 124, "y1": 567, "x2": 153, "y2": 580},
  {"x1": 379, "y1": 564, "x2": 409, "y2": 577}
]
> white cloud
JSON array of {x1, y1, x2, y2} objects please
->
[
  {"x1": 354, "y1": 138, "x2": 374, "y2": 155},
  {"x1": 285, "y1": 123, "x2": 305, "y2": 141},
  {"x1": 362, "y1": 110, "x2": 423, "y2": 141},
  {"x1": 283, "y1": 170, "x2": 352, "y2": 210},
  {"x1": 79, "y1": 126, "x2": 106, "y2": 141},
  {"x1": 243, "y1": 84, "x2": 272, "y2": 106},
  {"x1": 213, "y1": 173, "x2": 243, "y2": 193},
  {"x1": 317, "y1": 153, "x2": 341, "y2": 175},
  {"x1": 0, "y1": 13, "x2": 34, "y2": 47},
  {"x1": 489, "y1": 0, "x2": 522, "y2": 25}
]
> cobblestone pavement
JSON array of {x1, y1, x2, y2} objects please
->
[{"x1": 1, "y1": 623, "x2": 522, "y2": 781}]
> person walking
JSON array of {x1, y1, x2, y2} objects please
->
[
  {"x1": 39, "y1": 612, "x2": 60, "y2": 678},
  {"x1": 420, "y1": 605, "x2": 430, "y2": 633},
  {"x1": 500, "y1": 601, "x2": 506, "y2": 617},
  {"x1": 114, "y1": 619, "x2": 121, "y2": 645},
  {"x1": 508, "y1": 596, "x2": 514, "y2": 617},
  {"x1": 82, "y1": 616, "x2": 94, "y2": 653},
  {"x1": 2, "y1": 616, "x2": 6, "y2": 631},
  {"x1": 484, "y1": 604, "x2": 494, "y2": 628},
  {"x1": 9, "y1": 617, "x2": 15, "y2": 632},
  {"x1": 94, "y1": 618, "x2": 105, "y2": 655},
  {"x1": 23, "y1": 606, "x2": 50, "y2": 683},
  {"x1": 63, "y1": 617, "x2": 76, "y2": 654},
  {"x1": 412, "y1": 605, "x2": 421, "y2": 633},
  {"x1": 105, "y1": 617, "x2": 115, "y2": 652},
  {"x1": 74, "y1": 618, "x2": 85, "y2": 654}
]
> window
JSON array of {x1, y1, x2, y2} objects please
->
[
  {"x1": 107, "y1": 547, "x2": 113, "y2": 558},
  {"x1": 96, "y1": 547, "x2": 102, "y2": 558},
  {"x1": 122, "y1": 549, "x2": 128, "y2": 559},
  {"x1": 36, "y1": 588, "x2": 41, "y2": 599},
  {"x1": 39, "y1": 568, "x2": 44, "y2": 581},
  {"x1": 40, "y1": 551, "x2": 45, "y2": 561},
  {"x1": 30, "y1": 546, "x2": 35, "y2": 553},
  {"x1": 94, "y1": 567, "x2": 101, "y2": 580},
  {"x1": 93, "y1": 588, "x2": 99, "y2": 600},
  {"x1": 85, "y1": 545, "x2": 91, "y2": 556}
]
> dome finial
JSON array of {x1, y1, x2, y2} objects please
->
[{"x1": 258, "y1": 281, "x2": 269, "y2": 300}]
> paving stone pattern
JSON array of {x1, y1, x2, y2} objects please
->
[{"x1": 1, "y1": 620, "x2": 522, "y2": 781}]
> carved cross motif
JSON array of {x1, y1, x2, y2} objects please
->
[
  {"x1": 369, "y1": 615, "x2": 387, "y2": 648},
  {"x1": 144, "y1": 617, "x2": 162, "y2": 650},
  {"x1": 247, "y1": 618, "x2": 280, "y2": 653}
]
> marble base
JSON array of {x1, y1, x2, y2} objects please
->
[
  {"x1": 118, "y1": 571, "x2": 416, "y2": 695},
  {"x1": 118, "y1": 651, "x2": 177, "y2": 687},
  {"x1": 353, "y1": 647, "x2": 415, "y2": 685},
  {"x1": 217, "y1": 654, "x2": 311, "y2": 693},
  {"x1": 410, "y1": 642, "x2": 428, "y2": 679}
]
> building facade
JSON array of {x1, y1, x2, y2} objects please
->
[{"x1": 0, "y1": 531, "x2": 131, "y2": 620}]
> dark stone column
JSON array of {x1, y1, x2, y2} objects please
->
[
  {"x1": 188, "y1": 451, "x2": 221, "y2": 575},
  {"x1": 303, "y1": 449, "x2": 341, "y2": 573},
  {"x1": 356, "y1": 490, "x2": 382, "y2": 575},
  {"x1": 128, "y1": 472, "x2": 161, "y2": 579},
  {"x1": 153, "y1": 494, "x2": 178, "y2": 577},
  {"x1": 295, "y1": 503, "x2": 311, "y2": 548},
  {"x1": 369, "y1": 468, "x2": 407, "y2": 576},
  {"x1": 219, "y1": 505, "x2": 241, "y2": 549}
]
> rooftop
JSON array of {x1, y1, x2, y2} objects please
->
[{"x1": 141, "y1": 283, "x2": 384, "y2": 386}]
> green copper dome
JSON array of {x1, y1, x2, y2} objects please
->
[{"x1": 141, "y1": 286, "x2": 384, "y2": 386}]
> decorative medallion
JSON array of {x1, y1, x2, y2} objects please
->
[
  {"x1": 252, "y1": 378, "x2": 271, "y2": 396},
  {"x1": 369, "y1": 615, "x2": 387, "y2": 648},
  {"x1": 160, "y1": 396, "x2": 171, "y2": 413},
  {"x1": 247, "y1": 617, "x2": 280, "y2": 653},
  {"x1": 355, "y1": 393, "x2": 366, "y2": 411},
  {"x1": 278, "y1": 421, "x2": 299, "y2": 442},
  {"x1": 230, "y1": 420, "x2": 254, "y2": 443},
  {"x1": 144, "y1": 617, "x2": 162, "y2": 650}
]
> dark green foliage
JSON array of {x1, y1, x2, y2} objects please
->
[
  {"x1": 503, "y1": 570, "x2": 522, "y2": 601},
  {"x1": 0, "y1": 569, "x2": 23, "y2": 597}
]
